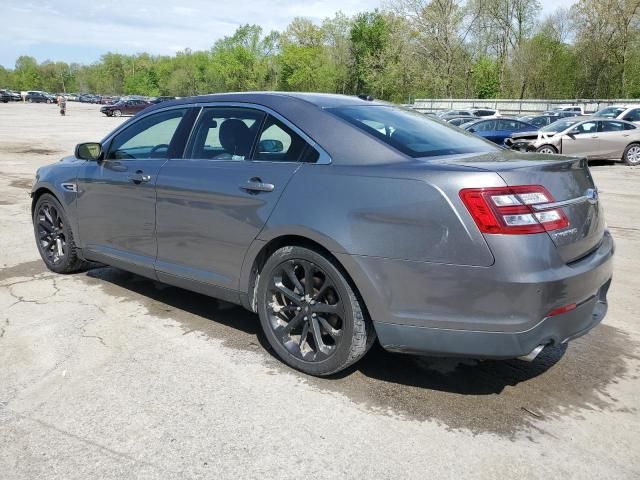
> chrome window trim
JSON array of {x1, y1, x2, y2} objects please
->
[{"x1": 102, "y1": 101, "x2": 332, "y2": 165}]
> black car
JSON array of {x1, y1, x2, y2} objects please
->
[
  {"x1": 517, "y1": 114, "x2": 563, "y2": 128},
  {"x1": 100, "y1": 99, "x2": 151, "y2": 117},
  {"x1": 25, "y1": 91, "x2": 57, "y2": 104},
  {"x1": 151, "y1": 96, "x2": 177, "y2": 104},
  {"x1": 0, "y1": 89, "x2": 12, "y2": 103},
  {"x1": 79, "y1": 94, "x2": 100, "y2": 103}
]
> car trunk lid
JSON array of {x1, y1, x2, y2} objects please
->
[{"x1": 434, "y1": 151, "x2": 605, "y2": 263}]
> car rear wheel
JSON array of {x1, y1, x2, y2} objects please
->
[
  {"x1": 33, "y1": 194, "x2": 88, "y2": 274},
  {"x1": 257, "y1": 246, "x2": 375, "y2": 376},
  {"x1": 113, "y1": 109, "x2": 122, "y2": 117},
  {"x1": 536, "y1": 145, "x2": 558, "y2": 154},
  {"x1": 46, "y1": 99, "x2": 52, "y2": 104},
  {"x1": 623, "y1": 143, "x2": 640, "y2": 166}
]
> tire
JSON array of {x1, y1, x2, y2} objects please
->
[
  {"x1": 257, "y1": 246, "x2": 375, "y2": 376},
  {"x1": 623, "y1": 143, "x2": 640, "y2": 166},
  {"x1": 113, "y1": 109, "x2": 122, "y2": 117},
  {"x1": 46, "y1": 99, "x2": 52, "y2": 104},
  {"x1": 28, "y1": 98, "x2": 33, "y2": 103},
  {"x1": 536, "y1": 145, "x2": 558, "y2": 154},
  {"x1": 33, "y1": 194, "x2": 88, "y2": 274}
]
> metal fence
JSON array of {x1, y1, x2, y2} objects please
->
[{"x1": 410, "y1": 98, "x2": 640, "y2": 115}]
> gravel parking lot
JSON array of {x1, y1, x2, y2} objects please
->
[{"x1": 1, "y1": 102, "x2": 639, "y2": 479}]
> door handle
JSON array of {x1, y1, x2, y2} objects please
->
[
  {"x1": 128, "y1": 171, "x2": 151, "y2": 184},
  {"x1": 241, "y1": 178, "x2": 275, "y2": 193}
]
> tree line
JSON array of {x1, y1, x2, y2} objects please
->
[{"x1": 1, "y1": 0, "x2": 639, "y2": 103}]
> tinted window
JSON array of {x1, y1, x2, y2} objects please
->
[
  {"x1": 594, "y1": 106, "x2": 626, "y2": 118},
  {"x1": 600, "y1": 121, "x2": 625, "y2": 132},
  {"x1": 476, "y1": 110, "x2": 495, "y2": 117},
  {"x1": 623, "y1": 109, "x2": 640, "y2": 122},
  {"x1": 530, "y1": 116, "x2": 550, "y2": 127},
  {"x1": 254, "y1": 115, "x2": 315, "y2": 162},
  {"x1": 107, "y1": 109, "x2": 187, "y2": 160},
  {"x1": 498, "y1": 119, "x2": 526, "y2": 130},
  {"x1": 187, "y1": 107, "x2": 264, "y2": 160},
  {"x1": 624, "y1": 122, "x2": 637, "y2": 130},
  {"x1": 329, "y1": 106, "x2": 497, "y2": 158},
  {"x1": 470, "y1": 120, "x2": 497, "y2": 132}
]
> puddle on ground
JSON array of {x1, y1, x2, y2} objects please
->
[
  {"x1": 0, "y1": 260, "x2": 46, "y2": 281},
  {"x1": 5, "y1": 262, "x2": 639, "y2": 437},
  {"x1": 0, "y1": 145, "x2": 61, "y2": 156}
]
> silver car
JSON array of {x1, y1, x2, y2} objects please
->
[{"x1": 529, "y1": 117, "x2": 640, "y2": 165}]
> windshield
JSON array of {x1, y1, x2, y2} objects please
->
[
  {"x1": 594, "y1": 107, "x2": 625, "y2": 118},
  {"x1": 328, "y1": 106, "x2": 498, "y2": 158},
  {"x1": 540, "y1": 118, "x2": 581, "y2": 133}
]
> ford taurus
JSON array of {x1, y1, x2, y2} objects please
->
[{"x1": 31, "y1": 93, "x2": 614, "y2": 376}]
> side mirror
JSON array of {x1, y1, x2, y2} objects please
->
[
  {"x1": 467, "y1": 128, "x2": 475, "y2": 133},
  {"x1": 567, "y1": 128, "x2": 579, "y2": 137},
  {"x1": 75, "y1": 142, "x2": 103, "y2": 161},
  {"x1": 259, "y1": 139, "x2": 284, "y2": 153}
]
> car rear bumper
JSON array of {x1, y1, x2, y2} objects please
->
[
  {"x1": 374, "y1": 278, "x2": 609, "y2": 358},
  {"x1": 339, "y1": 229, "x2": 614, "y2": 358}
]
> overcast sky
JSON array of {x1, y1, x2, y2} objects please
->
[{"x1": 1, "y1": 0, "x2": 577, "y2": 68}]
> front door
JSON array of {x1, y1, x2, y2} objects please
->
[
  {"x1": 561, "y1": 120, "x2": 600, "y2": 157},
  {"x1": 155, "y1": 107, "x2": 315, "y2": 292},
  {"x1": 76, "y1": 107, "x2": 192, "y2": 276}
]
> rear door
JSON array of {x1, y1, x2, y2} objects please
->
[
  {"x1": 154, "y1": 106, "x2": 318, "y2": 291},
  {"x1": 561, "y1": 120, "x2": 601, "y2": 157},
  {"x1": 598, "y1": 120, "x2": 628, "y2": 158},
  {"x1": 77, "y1": 107, "x2": 193, "y2": 276}
]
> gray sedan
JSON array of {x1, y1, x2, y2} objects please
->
[
  {"x1": 527, "y1": 117, "x2": 640, "y2": 165},
  {"x1": 30, "y1": 93, "x2": 613, "y2": 376}
]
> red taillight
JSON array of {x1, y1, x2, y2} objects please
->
[
  {"x1": 459, "y1": 185, "x2": 569, "y2": 235},
  {"x1": 547, "y1": 303, "x2": 577, "y2": 317}
]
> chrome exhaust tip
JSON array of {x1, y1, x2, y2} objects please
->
[{"x1": 517, "y1": 344, "x2": 545, "y2": 362}]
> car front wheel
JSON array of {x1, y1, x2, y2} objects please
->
[
  {"x1": 536, "y1": 145, "x2": 558, "y2": 154},
  {"x1": 257, "y1": 246, "x2": 375, "y2": 376},
  {"x1": 33, "y1": 194, "x2": 88, "y2": 274},
  {"x1": 112, "y1": 109, "x2": 122, "y2": 117}
]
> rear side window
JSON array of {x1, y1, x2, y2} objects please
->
[
  {"x1": 254, "y1": 115, "x2": 317, "y2": 162},
  {"x1": 328, "y1": 106, "x2": 497, "y2": 158},
  {"x1": 498, "y1": 119, "x2": 524, "y2": 130},
  {"x1": 600, "y1": 121, "x2": 625, "y2": 132},
  {"x1": 624, "y1": 122, "x2": 637, "y2": 130},
  {"x1": 186, "y1": 107, "x2": 265, "y2": 160},
  {"x1": 471, "y1": 120, "x2": 497, "y2": 132}
]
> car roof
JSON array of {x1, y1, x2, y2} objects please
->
[{"x1": 144, "y1": 92, "x2": 389, "y2": 111}]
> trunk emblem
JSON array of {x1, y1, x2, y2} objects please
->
[{"x1": 586, "y1": 188, "x2": 599, "y2": 204}]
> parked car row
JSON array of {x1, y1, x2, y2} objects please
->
[{"x1": 0, "y1": 89, "x2": 22, "y2": 102}]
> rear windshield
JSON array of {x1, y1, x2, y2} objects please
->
[{"x1": 328, "y1": 106, "x2": 498, "y2": 158}]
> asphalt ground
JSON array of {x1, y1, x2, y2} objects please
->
[{"x1": 1, "y1": 102, "x2": 639, "y2": 479}]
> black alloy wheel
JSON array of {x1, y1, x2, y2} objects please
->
[
  {"x1": 258, "y1": 246, "x2": 375, "y2": 376},
  {"x1": 36, "y1": 202, "x2": 66, "y2": 265},
  {"x1": 33, "y1": 194, "x2": 88, "y2": 274}
]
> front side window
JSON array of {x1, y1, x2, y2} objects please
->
[
  {"x1": 498, "y1": 119, "x2": 526, "y2": 130},
  {"x1": 107, "y1": 109, "x2": 187, "y2": 160},
  {"x1": 328, "y1": 106, "x2": 497, "y2": 158},
  {"x1": 187, "y1": 107, "x2": 265, "y2": 160},
  {"x1": 575, "y1": 121, "x2": 598, "y2": 134}
]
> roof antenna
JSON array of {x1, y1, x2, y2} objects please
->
[{"x1": 357, "y1": 94, "x2": 374, "y2": 101}]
